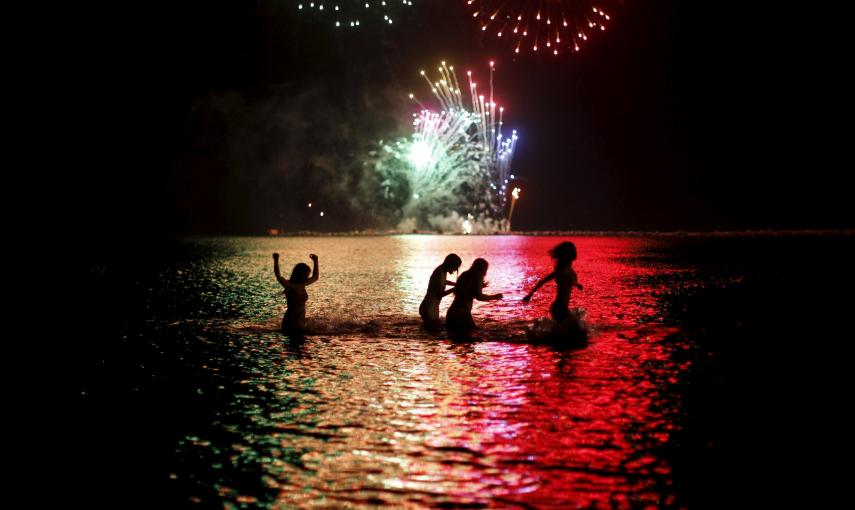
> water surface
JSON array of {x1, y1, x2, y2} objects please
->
[{"x1": 70, "y1": 234, "x2": 847, "y2": 508}]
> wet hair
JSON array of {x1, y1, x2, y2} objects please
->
[
  {"x1": 290, "y1": 263, "x2": 311, "y2": 283},
  {"x1": 549, "y1": 242, "x2": 577, "y2": 265},
  {"x1": 470, "y1": 258, "x2": 489, "y2": 275},
  {"x1": 454, "y1": 258, "x2": 490, "y2": 296},
  {"x1": 442, "y1": 253, "x2": 462, "y2": 272}
]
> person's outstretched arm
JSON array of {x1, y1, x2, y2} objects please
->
[
  {"x1": 522, "y1": 272, "x2": 555, "y2": 302},
  {"x1": 476, "y1": 279, "x2": 502, "y2": 301},
  {"x1": 273, "y1": 253, "x2": 290, "y2": 288},
  {"x1": 306, "y1": 254, "x2": 319, "y2": 285},
  {"x1": 440, "y1": 275, "x2": 457, "y2": 296}
]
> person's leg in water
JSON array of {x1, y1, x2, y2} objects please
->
[
  {"x1": 423, "y1": 318, "x2": 441, "y2": 332},
  {"x1": 419, "y1": 299, "x2": 442, "y2": 332},
  {"x1": 549, "y1": 301, "x2": 585, "y2": 340},
  {"x1": 550, "y1": 301, "x2": 571, "y2": 322},
  {"x1": 282, "y1": 310, "x2": 306, "y2": 337},
  {"x1": 446, "y1": 305, "x2": 476, "y2": 339}
]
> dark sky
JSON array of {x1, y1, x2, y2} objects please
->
[{"x1": 48, "y1": 1, "x2": 854, "y2": 234}]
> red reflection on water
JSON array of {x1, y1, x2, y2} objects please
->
[
  {"x1": 184, "y1": 236, "x2": 688, "y2": 508},
  {"x1": 479, "y1": 236, "x2": 666, "y2": 326},
  {"x1": 398, "y1": 237, "x2": 681, "y2": 507},
  {"x1": 399, "y1": 236, "x2": 668, "y2": 329}
]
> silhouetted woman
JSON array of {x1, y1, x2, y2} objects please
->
[
  {"x1": 446, "y1": 258, "x2": 502, "y2": 334},
  {"x1": 273, "y1": 252, "x2": 319, "y2": 335},
  {"x1": 419, "y1": 254, "x2": 462, "y2": 329},
  {"x1": 523, "y1": 241, "x2": 582, "y2": 322}
]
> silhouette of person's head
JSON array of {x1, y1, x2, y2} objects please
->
[
  {"x1": 443, "y1": 253, "x2": 463, "y2": 273},
  {"x1": 549, "y1": 242, "x2": 577, "y2": 265},
  {"x1": 455, "y1": 258, "x2": 490, "y2": 297},
  {"x1": 470, "y1": 258, "x2": 489, "y2": 277},
  {"x1": 290, "y1": 263, "x2": 311, "y2": 283}
]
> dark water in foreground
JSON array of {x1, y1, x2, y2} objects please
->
[{"x1": 58, "y1": 235, "x2": 853, "y2": 508}]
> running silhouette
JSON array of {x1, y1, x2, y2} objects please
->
[
  {"x1": 419, "y1": 254, "x2": 462, "y2": 329},
  {"x1": 446, "y1": 258, "x2": 502, "y2": 335},
  {"x1": 523, "y1": 241, "x2": 583, "y2": 322},
  {"x1": 273, "y1": 252, "x2": 319, "y2": 336}
]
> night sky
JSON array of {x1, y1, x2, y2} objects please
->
[{"x1": 49, "y1": 1, "x2": 853, "y2": 235}]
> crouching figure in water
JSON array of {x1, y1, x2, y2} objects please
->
[
  {"x1": 446, "y1": 258, "x2": 502, "y2": 336},
  {"x1": 273, "y1": 252, "x2": 318, "y2": 336},
  {"x1": 419, "y1": 253, "x2": 462, "y2": 330}
]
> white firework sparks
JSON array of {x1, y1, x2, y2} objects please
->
[{"x1": 373, "y1": 61, "x2": 519, "y2": 232}]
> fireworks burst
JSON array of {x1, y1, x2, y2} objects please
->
[
  {"x1": 371, "y1": 62, "x2": 520, "y2": 232},
  {"x1": 465, "y1": 0, "x2": 618, "y2": 55},
  {"x1": 296, "y1": 1, "x2": 415, "y2": 29}
]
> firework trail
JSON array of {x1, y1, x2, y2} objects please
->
[
  {"x1": 465, "y1": 0, "x2": 618, "y2": 55},
  {"x1": 296, "y1": 1, "x2": 415, "y2": 29},
  {"x1": 370, "y1": 62, "x2": 519, "y2": 232}
]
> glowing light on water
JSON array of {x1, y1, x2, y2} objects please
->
[{"x1": 465, "y1": 1, "x2": 618, "y2": 55}]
